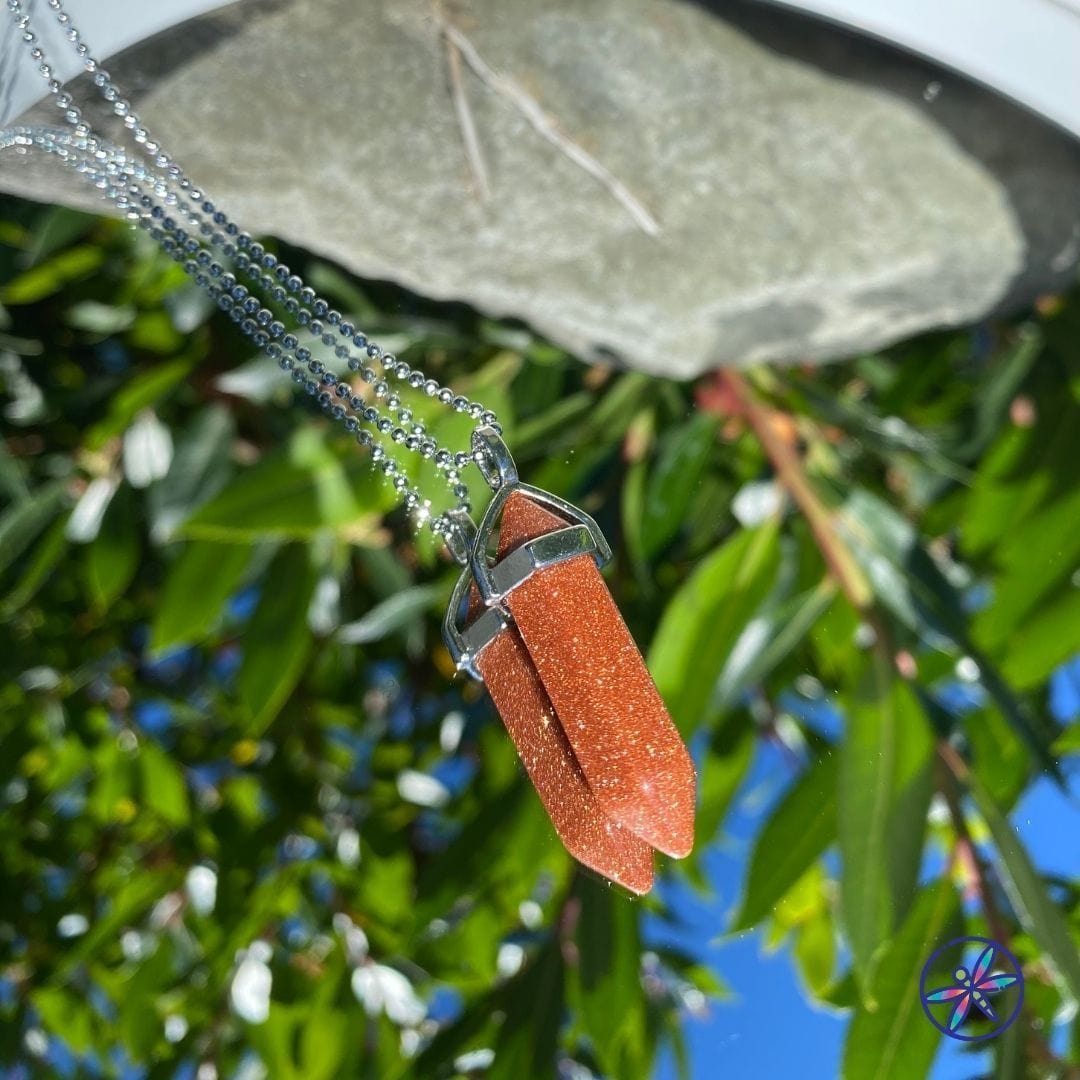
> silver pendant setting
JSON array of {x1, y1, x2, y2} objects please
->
[{"x1": 441, "y1": 427, "x2": 611, "y2": 681}]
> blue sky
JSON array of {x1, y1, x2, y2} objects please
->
[{"x1": 650, "y1": 662, "x2": 1080, "y2": 1079}]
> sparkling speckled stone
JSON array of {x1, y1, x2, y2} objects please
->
[
  {"x1": 476, "y1": 627, "x2": 654, "y2": 895},
  {"x1": 496, "y1": 491, "x2": 696, "y2": 860}
]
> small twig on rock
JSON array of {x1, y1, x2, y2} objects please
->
[
  {"x1": 442, "y1": 19, "x2": 491, "y2": 202},
  {"x1": 437, "y1": 16, "x2": 661, "y2": 237}
]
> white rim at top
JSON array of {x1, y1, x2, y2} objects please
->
[
  {"x1": 1, "y1": 0, "x2": 1078, "y2": 136},
  {"x1": 0, "y1": 0, "x2": 236, "y2": 128},
  {"x1": 764, "y1": 0, "x2": 1080, "y2": 139}
]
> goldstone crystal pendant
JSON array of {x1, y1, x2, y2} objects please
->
[{"x1": 444, "y1": 428, "x2": 696, "y2": 893}]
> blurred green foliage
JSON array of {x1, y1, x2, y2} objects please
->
[{"x1": 0, "y1": 197, "x2": 1078, "y2": 1079}]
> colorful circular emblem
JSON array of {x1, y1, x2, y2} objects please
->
[{"x1": 919, "y1": 936, "x2": 1024, "y2": 1042}]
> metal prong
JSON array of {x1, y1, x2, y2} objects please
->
[
  {"x1": 441, "y1": 564, "x2": 511, "y2": 682},
  {"x1": 486, "y1": 524, "x2": 596, "y2": 601},
  {"x1": 469, "y1": 483, "x2": 612, "y2": 604}
]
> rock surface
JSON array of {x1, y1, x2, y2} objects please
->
[{"x1": 2, "y1": 0, "x2": 1078, "y2": 377}]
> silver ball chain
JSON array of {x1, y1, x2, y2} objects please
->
[{"x1": 4, "y1": 0, "x2": 500, "y2": 541}]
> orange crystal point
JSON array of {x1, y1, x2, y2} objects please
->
[
  {"x1": 476, "y1": 629, "x2": 654, "y2": 895},
  {"x1": 496, "y1": 491, "x2": 697, "y2": 859}
]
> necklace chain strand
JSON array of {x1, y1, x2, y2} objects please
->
[{"x1": 5, "y1": 0, "x2": 501, "y2": 541}]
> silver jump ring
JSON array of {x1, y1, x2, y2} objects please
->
[
  {"x1": 442, "y1": 507, "x2": 478, "y2": 567},
  {"x1": 471, "y1": 425, "x2": 518, "y2": 491}
]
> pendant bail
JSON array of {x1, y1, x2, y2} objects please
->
[
  {"x1": 442, "y1": 425, "x2": 617, "y2": 678},
  {"x1": 471, "y1": 424, "x2": 518, "y2": 491}
]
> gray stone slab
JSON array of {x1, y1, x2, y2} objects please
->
[{"x1": 2, "y1": 0, "x2": 1078, "y2": 377}]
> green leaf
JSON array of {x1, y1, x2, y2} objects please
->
[
  {"x1": 417, "y1": 781, "x2": 558, "y2": 930},
  {"x1": 639, "y1": 413, "x2": 718, "y2": 557},
  {"x1": 1054, "y1": 723, "x2": 1080, "y2": 757},
  {"x1": 85, "y1": 357, "x2": 194, "y2": 450},
  {"x1": 961, "y1": 382, "x2": 1080, "y2": 679},
  {"x1": 83, "y1": 483, "x2": 140, "y2": 609},
  {"x1": 976, "y1": 480, "x2": 1080, "y2": 652},
  {"x1": 837, "y1": 489, "x2": 965, "y2": 645},
  {"x1": 712, "y1": 579, "x2": 836, "y2": 713},
  {"x1": 236, "y1": 545, "x2": 317, "y2": 732},
  {"x1": 731, "y1": 752, "x2": 838, "y2": 931},
  {"x1": 793, "y1": 901, "x2": 837, "y2": 998},
  {"x1": 139, "y1": 743, "x2": 190, "y2": 827},
  {"x1": 666, "y1": 1017, "x2": 692, "y2": 1080},
  {"x1": 574, "y1": 875, "x2": 647, "y2": 1076},
  {"x1": 112, "y1": 933, "x2": 179, "y2": 1059},
  {"x1": 181, "y1": 429, "x2": 392, "y2": 542},
  {"x1": 147, "y1": 404, "x2": 235, "y2": 542},
  {"x1": 513, "y1": 391, "x2": 596, "y2": 453},
  {"x1": 0, "y1": 437, "x2": 28, "y2": 501},
  {"x1": 24, "y1": 206, "x2": 98, "y2": 266},
  {"x1": 54, "y1": 867, "x2": 174, "y2": 981},
  {"x1": 297, "y1": 1008, "x2": 351, "y2": 1080},
  {"x1": 649, "y1": 523, "x2": 781, "y2": 732},
  {"x1": 127, "y1": 309, "x2": 183, "y2": 353},
  {"x1": 249, "y1": 1004, "x2": 302, "y2": 1080},
  {"x1": 766, "y1": 864, "x2": 838, "y2": 996},
  {"x1": 489, "y1": 937, "x2": 565, "y2": 1080},
  {"x1": 961, "y1": 386, "x2": 1079, "y2": 559},
  {"x1": 0, "y1": 244, "x2": 104, "y2": 304},
  {"x1": 842, "y1": 880, "x2": 960, "y2": 1080},
  {"x1": 998, "y1": 588, "x2": 1080, "y2": 690},
  {"x1": 151, "y1": 541, "x2": 252, "y2": 652},
  {"x1": 965, "y1": 707, "x2": 1029, "y2": 810},
  {"x1": 839, "y1": 487, "x2": 1061, "y2": 782},
  {"x1": 839, "y1": 656, "x2": 934, "y2": 998},
  {"x1": 336, "y1": 585, "x2": 442, "y2": 645},
  {"x1": 783, "y1": 371, "x2": 968, "y2": 483},
  {"x1": 967, "y1": 768, "x2": 1080, "y2": 1006},
  {"x1": 991, "y1": 1012, "x2": 1027, "y2": 1080},
  {"x1": 0, "y1": 479, "x2": 68, "y2": 579},
  {"x1": 32, "y1": 987, "x2": 97, "y2": 1054},
  {"x1": 0, "y1": 514, "x2": 69, "y2": 616},
  {"x1": 88, "y1": 740, "x2": 137, "y2": 824},
  {"x1": 405, "y1": 984, "x2": 499, "y2": 1080},
  {"x1": 960, "y1": 323, "x2": 1043, "y2": 460},
  {"x1": 355, "y1": 846, "x2": 415, "y2": 932},
  {"x1": 250, "y1": 1003, "x2": 350, "y2": 1080}
]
